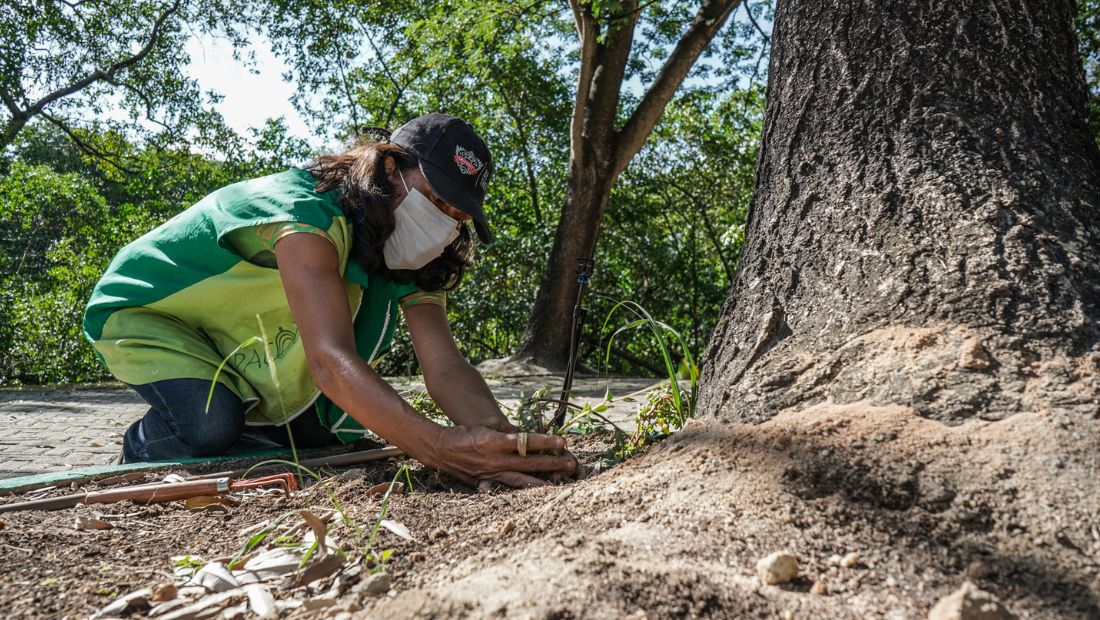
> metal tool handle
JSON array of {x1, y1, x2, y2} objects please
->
[
  {"x1": 87, "y1": 479, "x2": 226, "y2": 505},
  {"x1": 551, "y1": 257, "x2": 594, "y2": 430}
]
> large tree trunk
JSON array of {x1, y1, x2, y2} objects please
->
[{"x1": 699, "y1": 0, "x2": 1100, "y2": 424}]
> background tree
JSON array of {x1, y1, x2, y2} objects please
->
[
  {"x1": 511, "y1": 0, "x2": 762, "y2": 369},
  {"x1": 0, "y1": 0, "x2": 249, "y2": 159},
  {"x1": 261, "y1": 0, "x2": 770, "y2": 370}
]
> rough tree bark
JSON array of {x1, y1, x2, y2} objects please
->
[
  {"x1": 698, "y1": 0, "x2": 1100, "y2": 424},
  {"x1": 512, "y1": 0, "x2": 741, "y2": 370}
]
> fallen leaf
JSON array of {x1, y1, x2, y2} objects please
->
[
  {"x1": 75, "y1": 516, "x2": 112, "y2": 531},
  {"x1": 175, "y1": 586, "x2": 208, "y2": 598},
  {"x1": 365, "y1": 481, "x2": 405, "y2": 497},
  {"x1": 184, "y1": 496, "x2": 238, "y2": 512},
  {"x1": 244, "y1": 584, "x2": 276, "y2": 619},
  {"x1": 294, "y1": 554, "x2": 345, "y2": 587},
  {"x1": 95, "y1": 510, "x2": 147, "y2": 520},
  {"x1": 154, "y1": 588, "x2": 246, "y2": 620},
  {"x1": 354, "y1": 572, "x2": 392, "y2": 596},
  {"x1": 380, "y1": 519, "x2": 415, "y2": 541},
  {"x1": 219, "y1": 601, "x2": 248, "y2": 620},
  {"x1": 191, "y1": 562, "x2": 240, "y2": 593},
  {"x1": 298, "y1": 510, "x2": 327, "y2": 552},
  {"x1": 92, "y1": 588, "x2": 151, "y2": 618},
  {"x1": 231, "y1": 548, "x2": 300, "y2": 583},
  {"x1": 145, "y1": 597, "x2": 190, "y2": 618}
]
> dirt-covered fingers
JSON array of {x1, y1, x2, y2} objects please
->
[
  {"x1": 499, "y1": 431, "x2": 567, "y2": 453},
  {"x1": 477, "y1": 471, "x2": 550, "y2": 491},
  {"x1": 501, "y1": 453, "x2": 577, "y2": 475},
  {"x1": 549, "y1": 452, "x2": 586, "y2": 482}
]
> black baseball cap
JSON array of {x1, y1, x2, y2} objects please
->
[{"x1": 391, "y1": 113, "x2": 494, "y2": 245}]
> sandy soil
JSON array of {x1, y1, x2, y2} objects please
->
[{"x1": 1, "y1": 403, "x2": 1098, "y2": 619}]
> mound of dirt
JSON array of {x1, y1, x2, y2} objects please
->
[{"x1": 365, "y1": 402, "x2": 1099, "y2": 619}]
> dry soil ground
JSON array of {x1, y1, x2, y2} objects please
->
[{"x1": 1, "y1": 401, "x2": 1098, "y2": 619}]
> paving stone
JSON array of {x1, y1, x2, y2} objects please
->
[{"x1": 1, "y1": 375, "x2": 658, "y2": 475}]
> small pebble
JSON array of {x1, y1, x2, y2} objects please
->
[
  {"x1": 74, "y1": 516, "x2": 112, "y2": 531},
  {"x1": 303, "y1": 597, "x2": 338, "y2": 610},
  {"x1": 840, "y1": 552, "x2": 861, "y2": 568},
  {"x1": 152, "y1": 582, "x2": 177, "y2": 602},
  {"x1": 965, "y1": 560, "x2": 990, "y2": 579},
  {"x1": 811, "y1": 580, "x2": 828, "y2": 596},
  {"x1": 500, "y1": 520, "x2": 515, "y2": 535},
  {"x1": 356, "y1": 572, "x2": 392, "y2": 596},
  {"x1": 756, "y1": 551, "x2": 799, "y2": 585},
  {"x1": 928, "y1": 581, "x2": 1015, "y2": 620}
]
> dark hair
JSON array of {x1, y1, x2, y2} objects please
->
[{"x1": 305, "y1": 138, "x2": 473, "y2": 292}]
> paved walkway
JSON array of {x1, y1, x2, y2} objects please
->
[{"x1": 0, "y1": 375, "x2": 659, "y2": 479}]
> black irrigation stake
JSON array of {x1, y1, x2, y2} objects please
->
[{"x1": 550, "y1": 257, "x2": 595, "y2": 431}]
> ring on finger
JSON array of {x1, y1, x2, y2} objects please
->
[{"x1": 517, "y1": 432, "x2": 528, "y2": 457}]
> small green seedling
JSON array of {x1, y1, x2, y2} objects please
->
[{"x1": 404, "y1": 389, "x2": 450, "y2": 425}]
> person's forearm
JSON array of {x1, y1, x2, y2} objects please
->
[
  {"x1": 426, "y1": 357, "x2": 511, "y2": 428},
  {"x1": 313, "y1": 351, "x2": 445, "y2": 465}
]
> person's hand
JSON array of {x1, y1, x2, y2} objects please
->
[
  {"x1": 475, "y1": 417, "x2": 519, "y2": 434},
  {"x1": 425, "y1": 425, "x2": 578, "y2": 489}
]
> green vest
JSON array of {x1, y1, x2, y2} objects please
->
[{"x1": 83, "y1": 169, "x2": 419, "y2": 442}]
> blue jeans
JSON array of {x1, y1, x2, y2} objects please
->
[{"x1": 122, "y1": 379, "x2": 340, "y2": 463}]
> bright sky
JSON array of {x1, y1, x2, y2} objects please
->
[{"x1": 184, "y1": 34, "x2": 320, "y2": 146}]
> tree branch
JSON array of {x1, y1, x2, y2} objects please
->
[
  {"x1": 743, "y1": 0, "x2": 771, "y2": 83},
  {"x1": 583, "y1": 0, "x2": 642, "y2": 150},
  {"x1": 612, "y1": 0, "x2": 740, "y2": 176},
  {"x1": 335, "y1": 58, "x2": 362, "y2": 130},
  {"x1": 21, "y1": 0, "x2": 182, "y2": 124},
  {"x1": 0, "y1": 87, "x2": 23, "y2": 119},
  {"x1": 40, "y1": 112, "x2": 138, "y2": 175},
  {"x1": 105, "y1": 75, "x2": 174, "y2": 134},
  {"x1": 568, "y1": 0, "x2": 598, "y2": 156},
  {"x1": 743, "y1": 0, "x2": 770, "y2": 44},
  {"x1": 361, "y1": 24, "x2": 402, "y2": 92}
]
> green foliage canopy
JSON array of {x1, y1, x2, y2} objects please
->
[{"x1": 0, "y1": 0, "x2": 254, "y2": 155}]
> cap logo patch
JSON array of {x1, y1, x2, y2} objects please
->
[{"x1": 453, "y1": 145, "x2": 483, "y2": 176}]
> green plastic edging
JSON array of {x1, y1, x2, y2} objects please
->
[{"x1": 0, "y1": 447, "x2": 319, "y2": 494}]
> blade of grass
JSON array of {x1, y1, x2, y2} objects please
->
[{"x1": 205, "y1": 336, "x2": 262, "y2": 414}]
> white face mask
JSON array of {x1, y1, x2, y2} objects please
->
[{"x1": 383, "y1": 169, "x2": 462, "y2": 271}]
